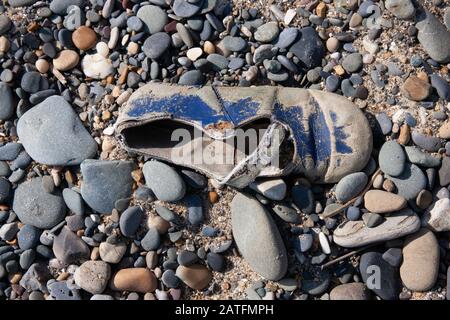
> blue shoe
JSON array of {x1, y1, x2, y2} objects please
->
[{"x1": 115, "y1": 83, "x2": 372, "y2": 188}]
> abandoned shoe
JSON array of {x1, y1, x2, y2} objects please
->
[{"x1": 115, "y1": 83, "x2": 372, "y2": 188}]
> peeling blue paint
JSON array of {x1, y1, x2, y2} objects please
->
[
  {"x1": 330, "y1": 112, "x2": 352, "y2": 154},
  {"x1": 222, "y1": 97, "x2": 260, "y2": 125},
  {"x1": 128, "y1": 94, "x2": 227, "y2": 127}
]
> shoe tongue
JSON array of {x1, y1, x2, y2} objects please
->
[{"x1": 219, "y1": 122, "x2": 288, "y2": 188}]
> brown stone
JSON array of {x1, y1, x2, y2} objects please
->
[
  {"x1": 438, "y1": 121, "x2": 450, "y2": 139},
  {"x1": 176, "y1": 265, "x2": 212, "y2": 290},
  {"x1": 148, "y1": 215, "x2": 170, "y2": 234},
  {"x1": 53, "y1": 50, "x2": 79, "y2": 71},
  {"x1": 382, "y1": 179, "x2": 396, "y2": 193},
  {"x1": 397, "y1": 124, "x2": 410, "y2": 145},
  {"x1": 110, "y1": 268, "x2": 157, "y2": 293},
  {"x1": 400, "y1": 228, "x2": 439, "y2": 291},
  {"x1": 401, "y1": 76, "x2": 431, "y2": 101},
  {"x1": 316, "y1": 2, "x2": 327, "y2": 18},
  {"x1": 416, "y1": 189, "x2": 433, "y2": 210},
  {"x1": 364, "y1": 190, "x2": 407, "y2": 213},
  {"x1": 208, "y1": 191, "x2": 219, "y2": 203},
  {"x1": 330, "y1": 283, "x2": 371, "y2": 300},
  {"x1": 72, "y1": 26, "x2": 97, "y2": 51}
]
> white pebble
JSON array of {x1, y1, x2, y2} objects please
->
[
  {"x1": 284, "y1": 9, "x2": 296, "y2": 25},
  {"x1": 103, "y1": 126, "x2": 115, "y2": 136},
  {"x1": 96, "y1": 42, "x2": 109, "y2": 57},
  {"x1": 319, "y1": 232, "x2": 331, "y2": 255},
  {"x1": 108, "y1": 27, "x2": 119, "y2": 49}
]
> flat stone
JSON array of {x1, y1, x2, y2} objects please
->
[
  {"x1": 53, "y1": 227, "x2": 90, "y2": 264},
  {"x1": 99, "y1": 242, "x2": 126, "y2": 264},
  {"x1": 402, "y1": 76, "x2": 431, "y2": 101},
  {"x1": 334, "y1": 209, "x2": 421, "y2": 248},
  {"x1": 253, "y1": 44, "x2": 274, "y2": 64},
  {"x1": 17, "y1": 96, "x2": 97, "y2": 166},
  {"x1": 289, "y1": 27, "x2": 325, "y2": 68},
  {"x1": 364, "y1": 190, "x2": 407, "y2": 213},
  {"x1": 143, "y1": 32, "x2": 171, "y2": 59},
  {"x1": 137, "y1": 5, "x2": 168, "y2": 34},
  {"x1": 141, "y1": 227, "x2": 160, "y2": 251},
  {"x1": 379, "y1": 141, "x2": 405, "y2": 176},
  {"x1": 48, "y1": 281, "x2": 81, "y2": 300},
  {"x1": 80, "y1": 160, "x2": 134, "y2": 214},
  {"x1": 110, "y1": 268, "x2": 157, "y2": 293},
  {"x1": 74, "y1": 261, "x2": 111, "y2": 294},
  {"x1": 178, "y1": 70, "x2": 204, "y2": 85},
  {"x1": 387, "y1": 163, "x2": 427, "y2": 201},
  {"x1": 335, "y1": 172, "x2": 368, "y2": 203},
  {"x1": 254, "y1": 22, "x2": 279, "y2": 43},
  {"x1": 13, "y1": 177, "x2": 66, "y2": 229},
  {"x1": 411, "y1": 131, "x2": 441, "y2": 152},
  {"x1": 222, "y1": 36, "x2": 247, "y2": 52},
  {"x1": 175, "y1": 264, "x2": 212, "y2": 290},
  {"x1": 274, "y1": 28, "x2": 298, "y2": 49},
  {"x1": 416, "y1": 10, "x2": 450, "y2": 63},
  {"x1": 404, "y1": 146, "x2": 441, "y2": 167},
  {"x1": 0, "y1": 83, "x2": 14, "y2": 120},
  {"x1": 231, "y1": 192, "x2": 287, "y2": 280},
  {"x1": 360, "y1": 252, "x2": 401, "y2": 300},
  {"x1": 143, "y1": 160, "x2": 186, "y2": 202},
  {"x1": 62, "y1": 188, "x2": 84, "y2": 215},
  {"x1": 172, "y1": 0, "x2": 203, "y2": 18},
  {"x1": 119, "y1": 206, "x2": 144, "y2": 237},
  {"x1": 249, "y1": 179, "x2": 286, "y2": 201},
  {"x1": 422, "y1": 198, "x2": 450, "y2": 232},
  {"x1": 330, "y1": 283, "x2": 371, "y2": 300},
  {"x1": 385, "y1": 0, "x2": 415, "y2": 19},
  {"x1": 400, "y1": 228, "x2": 439, "y2": 291}
]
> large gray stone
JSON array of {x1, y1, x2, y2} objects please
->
[
  {"x1": 80, "y1": 160, "x2": 134, "y2": 214},
  {"x1": 13, "y1": 177, "x2": 66, "y2": 229},
  {"x1": 136, "y1": 5, "x2": 168, "y2": 34},
  {"x1": 416, "y1": 10, "x2": 450, "y2": 63},
  {"x1": 334, "y1": 209, "x2": 421, "y2": 248},
  {"x1": 17, "y1": 96, "x2": 97, "y2": 166},
  {"x1": 231, "y1": 192, "x2": 287, "y2": 280}
]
